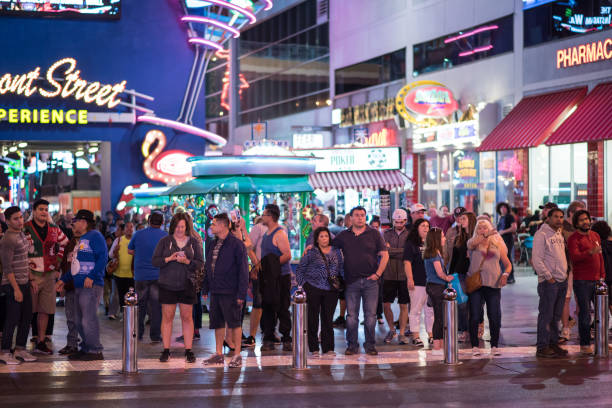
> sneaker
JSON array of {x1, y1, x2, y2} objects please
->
[
  {"x1": 228, "y1": 355, "x2": 242, "y2": 368},
  {"x1": 0, "y1": 352, "x2": 22, "y2": 365},
  {"x1": 58, "y1": 345, "x2": 79, "y2": 355},
  {"x1": 333, "y1": 316, "x2": 346, "y2": 328},
  {"x1": 412, "y1": 337, "x2": 424, "y2": 347},
  {"x1": 35, "y1": 342, "x2": 53, "y2": 355},
  {"x1": 242, "y1": 336, "x2": 256, "y2": 347},
  {"x1": 384, "y1": 331, "x2": 397, "y2": 344},
  {"x1": 491, "y1": 347, "x2": 501, "y2": 356},
  {"x1": 472, "y1": 347, "x2": 481, "y2": 356},
  {"x1": 13, "y1": 349, "x2": 37, "y2": 362},
  {"x1": 203, "y1": 354, "x2": 224, "y2": 365},
  {"x1": 30, "y1": 336, "x2": 38, "y2": 343},
  {"x1": 398, "y1": 335, "x2": 409, "y2": 345},
  {"x1": 282, "y1": 341, "x2": 293, "y2": 352},
  {"x1": 580, "y1": 345, "x2": 593, "y2": 355},
  {"x1": 366, "y1": 347, "x2": 378, "y2": 356},
  {"x1": 431, "y1": 348, "x2": 443, "y2": 357},
  {"x1": 323, "y1": 350, "x2": 336, "y2": 356},
  {"x1": 185, "y1": 350, "x2": 196, "y2": 363},
  {"x1": 159, "y1": 349, "x2": 171, "y2": 362},
  {"x1": 536, "y1": 347, "x2": 557, "y2": 358},
  {"x1": 260, "y1": 342, "x2": 275, "y2": 351},
  {"x1": 310, "y1": 351, "x2": 320, "y2": 358},
  {"x1": 344, "y1": 347, "x2": 358, "y2": 355},
  {"x1": 550, "y1": 343, "x2": 568, "y2": 356}
]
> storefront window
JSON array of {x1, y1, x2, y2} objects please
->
[
  {"x1": 420, "y1": 152, "x2": 438, "y2": 208},
  {"x1": 550, "y1": 144, "x2": 572, "y2": 206},
  {"x1": 496, "y1": 150, "x2": 523, "y2": 208},
  {"x1": 573, "y1": 143, "x2": 588, "y2": 204},
  {"x1": 530, "y1": 145, "x2": 550, "y2": 209},
  {"x1": 480, "y1": 151, "x2": 496, "y2": 215},
  {"x1": 453, "y1": 150, "x2": 480, "y2": 213}
]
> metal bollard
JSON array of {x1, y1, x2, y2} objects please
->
[
  {"x1": 122, "y1": 287, "x2": 139, "y2": 374},
  {"x1": 443, "y1": 286, "x2": 459, "y2": 365},
  {"x1": 594, "y1": 280, "x2": 609, "y2": 358},
  {"x1": 292, "y1": 286, "x2": 308, "y2": 369}
]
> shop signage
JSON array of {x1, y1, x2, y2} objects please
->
[
  {"x1": 292, "y1": 133, "x2": 324, "y2": 149},
  {"x1": 340, "y1": 97, "x2": 395, "y2": 128},
  {"x1": 0, "y1": 58, "x2": 127, "y2": 109},
  {"x1": 396, "y1": 81, "x2": 458, "y2": 124},
  {"x1": 556, "y1": 37, "x2": 612, "y2": 69},
  {"x1": 412, "y1": 120, "x2": 479, "y2": 151},
  {"x1": 0, "y1": 108, "x2": 88, "y2": 124},
  {"x1": 455, "y1": 153, "x2": 479, "y2": 189},
  {"x1": 296, "y1": 147, "x2": 401, "y2": 172}
]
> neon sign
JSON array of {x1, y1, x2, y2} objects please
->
[
  {"x1": 556, "y1": 38, "x2": 612, "y2": 69},
  {"x1": 141, "y1": 130, "x2": 194, "y2": 185},
  {"x1": 0, "y1": 58, "x2": 126, "y2": 109},
  {"x1": 0, "y1": 108, "x2": 88, "y2": 124},
  {"x1": 395, "y1": 81, "x2": 458, "y2": 125}
]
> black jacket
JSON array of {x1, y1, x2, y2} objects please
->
[{"x1": 203, "y1": 234, "x2": 248, "y2": 300}]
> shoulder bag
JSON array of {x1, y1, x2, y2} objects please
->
[
  {"x1": 320, "y1": 248, "x2": 344, "y2": 292},
  {"x1": 465, "y1": 241, "x2": 490, "y2": 294}
]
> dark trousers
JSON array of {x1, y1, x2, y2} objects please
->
[
  {"x1": 193, "y1": 291, "x2": 203, "y2": 330},
  {"x1": 114, "y1": 276, "x2": 135, "y2": 309},
  {"x1": 1, "y1": 283, "x2": 33, "y2": 350},
  {"x1": 304, "y1": 283, "x2": 338, "y2": 353},
  {"x1": 469, "y1": 286, "x2": 502, "y2": 347},
  {"x1": 536, "y1": 279, "x2": 568, "y2": 349},
  {"x1": 573, "y1": 280, "x2": 596, "y2": 346},
  {"x1": 31, "y1": 313, "x2": 54, "y2": 338},
  {"x1": 376, "y1": 277, "x2": 383, "y2": 318},
  {"x1": 262, "y1": 274, "x2": 292, "y2": 343},
  {"x1": 135, "y1": 280, "x2": 161, "y2": 341},
  {"x1": 426, "y1": 283, "x2": 446, "y2": 340},
  {"x1": 0, "y1": 292, "x2": 6, "y2": 335}
]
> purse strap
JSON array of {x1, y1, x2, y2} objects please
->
[{"x1": 318, "y1": 247, "x2": 333, "y2": 278}]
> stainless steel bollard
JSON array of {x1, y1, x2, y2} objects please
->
[
  {"x1": 443, "y1": 286, "x2": 459, "y2": 365},
  {"x1": 594, "y1": 280, "x2": 609, "y2": 358},
  {"x1": 122, "y1": 287, "x2": 139, "y2": 373},
  {"x1": 292, "y1": 286, "x2": 308, "y2": 369}
]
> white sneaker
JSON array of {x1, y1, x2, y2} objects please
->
[
  {"x1": 492, "y1": 347, "x2": 501, "y2": 356},
  {"x1": 472, "y1": 347, "x2": 481, "y2": 356},
  {"x1": 13, "y1": 349, "x2": 37, "y2": 362},
  {"x1": 0, "y1": 351, "x2": 22, "y2": 365},
  {"x1": 431, "y1": 348, "x2": 443, "y2": 356},
  {"x1": 324, "y1": 350, "x2": 336, "y2": 356}
]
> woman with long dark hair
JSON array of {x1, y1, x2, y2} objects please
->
[{"x1": 295, "y1": 227, "x2": 343, "y2": 357}]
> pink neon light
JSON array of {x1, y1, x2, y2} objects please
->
[
  {"x1": 458, "y1": 44, "x2": 493, "y2": 57},
  {"x1": 263, "y1": 0, "x2": 273, "y2": 11},
  {"x1": 188, "y1": 37, "x2": 224, "y2": 51},
  {"x1": 182, "y1": 15, "x2": 241, "y2": 38},
  {"x1": 444, "y1": 25, "x2": 498, "y2": 44},
  {"x1": 202, "y1": 0, "x2": 256, "y2": 24},
  {"x1": 137, "y1": 115, "x2": 227, "y2": 146}
]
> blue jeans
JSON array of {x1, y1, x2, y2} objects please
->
[
  {"x1": 345, "y1": 278, "x2": 379, "y2": 350},
  {"x1": 573, "y1": 280, "x2": 596, "y2": 346},
  {"x1": 135, "y1": 280, "x2": 162, "y2": 341},
  {"x1": 536, "y1": 280, "x2": 567, "y2": 349},
  {"x1": 469, "y1": 286, "x2": 502, "y2": 347},
  {"x1": 75, "y1": 285, "x2": 104, "y2": 353},
  {"x1": 64, "y1": 290, "x2": 79, "y2": 348}
]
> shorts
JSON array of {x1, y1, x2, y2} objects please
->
[
  {"x1": 31, "y1": 272, "x2": 57, "y2": 314},
  {"x1": 251, "y1": 279, "x2": 263, "y2": 309},
  {"x1": 159, "y1": 285, "x2": 196, "y2": 305},
  {"x1": 383, "y1": 280, "x2": 410, "y2": 304},
  {"x1": 209, "y1": 294, "x2": 242, "y2": 329}
]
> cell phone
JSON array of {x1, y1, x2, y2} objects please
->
[{"x1": 177, "y1": 251, "x2": 185, "y2": 257}]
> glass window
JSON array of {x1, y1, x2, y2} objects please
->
[
  {"x1": 480, "y1": 151, "x2": 496, "y2": 215},
  {"x1": 496, "y1": 150, "x2": 525, "y2": 208},
  {"x1": 529, "y1": 145, "x2": 550, "y2": 210},
  {"x1": 573, "y1": 143, "x2": 588, "y2": 203},
  {"x1": 453, "y1": 150, "x2": 480, "y2": 213},
  {"x1": 550, "y1": 144, "x2": 572, "y2": 206},
  {"x1": 412, "y1": 15, "x2": 514, "y2": 77},
  {"x1": 420, "y1": 153, "x2": 438, "y2": 208},
  {"x1": 524, "y1": 0, "x2": 612, "y2": 47},
  {"x1": 334, "y1": 49, "x2": 406, "y2": 95}
]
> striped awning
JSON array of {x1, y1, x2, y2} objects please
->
[
  {"x1": 545, "y1": 82, "x2": 612, "y2": 146},
  {"x1": 476, "y1": 87, "x2": 587, "y2": 151},
  {"x1": 309, "y1": 170, "x2": 411, "y2": 192}
]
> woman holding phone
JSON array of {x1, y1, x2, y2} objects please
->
[{"x1": 152, "y1": 212, "x2": 204, "y2": 363}]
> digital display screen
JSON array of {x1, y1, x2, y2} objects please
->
[{"x1": 0, "y1": 0, "x2": 120, "y2": 19}]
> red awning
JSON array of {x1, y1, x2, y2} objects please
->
[
  {"x1": 476, "y1": 87, "x2": 587, "y2": 152},
  {"x1": 545, "y1": 82, "x2": 612, "y2": 146},
  {"x1": 309, "y1": 170, "x2": 411, "y2": 192}
]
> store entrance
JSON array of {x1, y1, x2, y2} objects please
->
[{"x1": 454, "y1": 189, "x2": 479, "y2": 213}]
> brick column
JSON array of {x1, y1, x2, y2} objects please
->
[
  {"x1": 513, "y1": 148, "x2": 529, "y2": 216},
  {"x1": 587, "y1": 141, "x2": 604, "y2": 217}
]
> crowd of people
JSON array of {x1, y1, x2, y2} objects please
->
[{"x1": 0, "y1": 197, "x2": 611, "y2": 367}]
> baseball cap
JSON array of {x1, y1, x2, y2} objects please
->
[
  {"x1": 539, "y1": 202, "x2": 558, "y2": 210},
  {"x1": 392, "y1": 209, "x2": 408, "y2": 221},
  {"x1": 73, "y1": 209, "x2": 94, "y2": 223},
  {"x1": 410, "y1": 203, "x2": 426, "y2": 213},
  {"x1": 453, "y1": 206, "x2": 467, "y2": 217},
  {"x1": 149, "y1": 211, "x2": 164, "y2": 226}
]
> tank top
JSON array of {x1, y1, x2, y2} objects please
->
[{"x1": 261, "y1": 226, "x2": 291, "y2": 276}]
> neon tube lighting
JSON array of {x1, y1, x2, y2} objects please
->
[
  {"x1": 458, "y1": 44, "x2": 493, "y2": 57},
  {"x1": 263, "y1": 0, "x2": 273, "y2": 10},
  {"x1": 137, "y1": 115, "x2": 227, "y2": 146},
  {"x1": 201, "y1": 0, "x2": 256, "y2": 24},
  {"x1": 444, "y1": 25, "x2": 498, "y2": 44},
  {"x1": 188, "y1": 37, "x2": 224, "y2": 51},
  {"x1": 181, "y1": 16, "x2": 241, "y2": 38}
]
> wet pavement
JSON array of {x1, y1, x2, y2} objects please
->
[{"x1": 2, "y1": 267, "x2": 612, "y2": 407}]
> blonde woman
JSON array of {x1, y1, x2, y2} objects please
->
[{"x1": 466, "y1": 219, "x2": 512, "y2": 356}]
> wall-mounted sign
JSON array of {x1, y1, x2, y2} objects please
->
[
  {"x1": 295, "y1": 147, "x2": 401, "y2": 172},
  {"x1": 0, "y1": 108, "x2": 88, "y2": 124},
  {"x1": 0, "y1": 58, "x2": 127, "y2": 109},
  {"x1": 556, "y1": 37, "x2": 612, "y2": 69},
  {"x1": 454, "y1": 151, "x2": 480, "y2": 189},
  {"x1": 340, "y1": 98, "x2": 395, "y2": 128},
  {"x1": 142, "y1": 130, "x2": 193, "y2": 185},
  {"x1": 293, "y1": 133, "x2": 324, "y2": 149},
  {"x1": 412, "y1": 120, "x2": 479, "y2": 152},
  {"x1": 395, "y1": 81, "x2": 458, "y2": 125}
]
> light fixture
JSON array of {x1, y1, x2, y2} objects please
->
[
  {"x1": 326, "y1": 99, "x2": 331, "y2": 105},
  {"x1": 9, "y1": 146, "x2": 17, "y2": 153},
  {"x1": 75, "y1": 151, "x2": 84, "y2": 157},
  {"x1": 88, "y1": 146, "x2": 99, "y2": 153},
  {"x1": 18, "y1": 142, "x2": 27, "y2": 148}
]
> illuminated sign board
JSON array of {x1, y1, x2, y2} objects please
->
[
  {"x1": 296, "y1": 147, "x2": 401, "y2": 172},
  {"x1": 340, "y1": 98, "x2": 395, "y2": 128},
  {"x1": 0, "y1": 0, "x2": 121, "y2": 19},
  {"x1": 396, "y1": 81, "x2": 458, "y2": 125},
  {"x1": 556, "y1": 38, "x2": 612, "y2": 69},
  {"x1": 0, "y1": 58, "x2": 127, "y2": 109},
  {"x1": 0, "y1": 108, "x2": 88, "y2": 124},
  {"x1": 293, "y1": 133, "x2": 324, "y2": 149},
  {"x1": 412, "y1": 120, "x2": 479, "y2": 152}
]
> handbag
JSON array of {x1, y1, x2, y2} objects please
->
[
  {"x1": 448, "y1": 273, "x2": 468, "y2": 304},
  {"x1": 465, "y1": 242, "x2": 490, "y2": 294},
  {"x1": 320, "y1": 248, "x2": 344, "y2": 292}
]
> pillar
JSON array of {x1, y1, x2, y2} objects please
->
[{"x1": 587, "y1": 141, "x2": 604, "y2": 217}]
